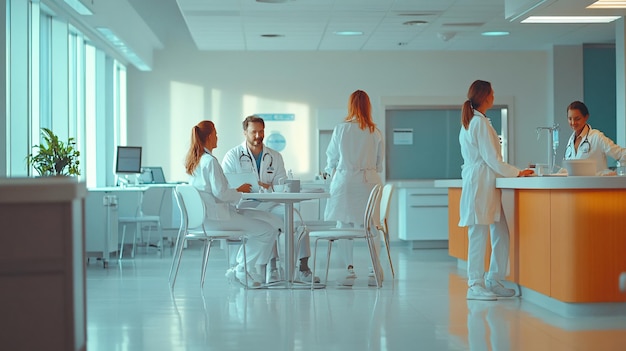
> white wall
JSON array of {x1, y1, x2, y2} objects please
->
[{"x1": 128, "y1": 46, "x2": 551, "y2": 183}]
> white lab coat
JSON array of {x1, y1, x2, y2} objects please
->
[
  {"x1": 189, "y1": 151, "x2": 242, "y2": 221},
  {"x1": 189, "y1": 150, "x2": 279, "y2": 268},
  {"x1": 459, "y1": 111, "x2": 519, "y2": 226},
  {"x1": 324, "y1": 121, "x2": 383, "y2": 224},
  {"x1": 222, "y1": 142, "x2": 287, "y2": 187},
  {"x1": 564, "y1": 124, "x2": 626, "y2": 174}
]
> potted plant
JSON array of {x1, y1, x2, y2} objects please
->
[{"x1": 26, "y1": 127, "x2": 81, "y2": 176}]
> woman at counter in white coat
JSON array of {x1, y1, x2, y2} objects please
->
[
  {"x1": 564, "y1": 101, "x2": 626, "y2": 175},
  {"x1": 324, "y1": 89, "x2": 384, "y2": 287},
  {"x1": 459, "y1": 80, "x2": 534, "y2": 301},
  {"x1": 185, "y1": 120, "x2": 279, "y2": 288}
]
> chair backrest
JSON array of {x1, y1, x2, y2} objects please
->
[
  {"x1": 141, "y1": 186, "x2": 167, "y2": 216},
  {"x1": 363, "y1": 184, "x2": 382, "y2": 233},
  {"x1": 175, "y1": 185, "x2": 206, "y2": 230},
  {"x1": 379, "y1": 184, "x2": 394, "y2": 231}
]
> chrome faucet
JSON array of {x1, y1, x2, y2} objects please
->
[{"x1": 536, "y1": 123, "x2": 559, "y2": 173}]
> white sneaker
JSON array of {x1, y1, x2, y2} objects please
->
[
  {"x1": 297, "y1": 270, "x2": 320, "y2": 283},
  {"x1": 226, "y1": 265, "x2": 262, "y2": 288},
  {"x1": 486, "y1": 279, "x2": 516, "y2": 297},
  {"x1": 267, "y1": 268, "x2": 282, "y2": 283},
  {"x1": 467, "y1": 284, "x2": 497, "y2": 301},
  {"x1": 338, "y1": 266, "x2": 357, "y2": 286},
  {"x1": 367, "y1": 268, "x2": 383, "y2": 287}
]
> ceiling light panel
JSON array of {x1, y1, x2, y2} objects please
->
[
  {"x1": 522, "y1": 16, "x2": 620, "y2": 23},
  {"x1": 588, "y1": 0, "x2": 626, "y2": 8}
]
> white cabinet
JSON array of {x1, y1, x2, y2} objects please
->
[
  {"x1": 85, "y1": 192, "x2": 119, "y2": 267},
  {"x1": 398, "y1": 184, "x2": 448, "y2": 248}
]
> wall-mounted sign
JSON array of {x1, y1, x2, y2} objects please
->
[
  {"x1": 265, "y1": 132, "x2": 286, "y2": 152},
  {"x1": 393, "y1": 128, "x2": 413, "y2": 145},
  {"x1": 256, "y1": 113, "x2": 295, "y2": 121}
]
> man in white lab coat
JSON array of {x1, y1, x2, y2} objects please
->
[{"x1": 222, "y1": 115, "x2": 318, "y2": 283}]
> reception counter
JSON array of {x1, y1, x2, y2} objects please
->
[{"x1": 435, "y1": 177, "x2": 626, "y2": 315}]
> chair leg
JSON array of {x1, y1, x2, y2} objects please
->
[
  {"x1": 119, "y1": 225, "x2": 127, "y2": 260},
  {"x1": 170, "y1": 237, "x2": 188, "y2": 289},
  {"x1": 200, "y1": 239, "x2": 212, "y2": 288},
  {"x1": 324, "y1": 240, "x2": 333, "y2": 286},
  {"x1": 169, "y1": 229, "x2": 184, "y2": 282},
  {"x1": 241, "y1": 237, "x2": 248, "y2": 290},
  {"x1": 382, "y1": 230, "x2": 395, "y2": 278},
  {"x1": 311, "y1": 238, "x2": 319, "y2": 290},
  {"x1": 132, "y1": 222, "x2": 140, "y2": 258},
  {"x1": 366, "y1": 235, "x2": 383, "y2": 288}
]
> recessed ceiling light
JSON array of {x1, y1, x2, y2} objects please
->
[
  {"x1": 522, "y1": 16, "x2": 620, "y2": 23},
  {"x1": 403, "y1": 20, "x2": 428, "y2": 26},
  {"x1": 588, "y1": 0, "x2": 626, "y2": 8},
  {"x1": 481, "y1": 31, "x2": 510, "y2": 36},
  {"x1": 334, "y1": 31, "x2": 363, "y2": 36}
]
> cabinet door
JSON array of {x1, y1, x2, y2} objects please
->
[{"x1": 399, "y1": 188, "x2": 449, "y2": 241}]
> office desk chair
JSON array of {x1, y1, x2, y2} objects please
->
[
  {"x1": 308, "y1": 184, "x2": 383, "y2": 289},
  {"x1": 169, "y1": 185, "x2": 248, "y2": 289},
  {"x1": 118, "y1": 187, "x2": 166, "y2": 259},
  {"x1": 376, "y1": 183, "x2": 395, "y2": 278}
]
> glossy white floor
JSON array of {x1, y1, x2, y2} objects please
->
[{"x1": 86, "y1": 243, "x2": 626, "y2": 351}]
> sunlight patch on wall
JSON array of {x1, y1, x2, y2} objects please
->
[
  {"x1": 170, "y1": 81, "x2": 205, "y2": 181},
  {"x1": 243, "y1": 95, "x2": 312, "y2": 177}
]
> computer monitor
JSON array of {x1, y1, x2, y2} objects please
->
[{"x1": 115, "y1": 146, "x2": 142, "y2": 174}]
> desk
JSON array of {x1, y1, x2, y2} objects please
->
[
  {"x1": 86, "y1": 184, "x2": 178, "y2": 267},
  {"x1": 242, "y1": 192, "x2": 329, "y2": 287}
]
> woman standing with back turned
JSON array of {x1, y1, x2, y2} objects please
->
[
  {"x1": 324, "y1": 89, "x2": 384, "y2": 286},
  {"x1": 459, "y1": 80, "x2": 533, "y2": 300}
]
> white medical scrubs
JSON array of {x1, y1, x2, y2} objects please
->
[
  {"x1": 564, "y1": 124, "x2": 626, "y2": 174},
  {"x1": 459, "y1": 111, "x2": 519, "y2": 287},
  {"x1": 190, "y1": 151, "x2": 278, "y2": 268},
  {"x1": 222, "y1": 142, "x2": 311, "y2": 260}
]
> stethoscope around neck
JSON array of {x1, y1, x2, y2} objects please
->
[
  {"x1": 565, "y1": 124, "x2": 590, "y2": 158},
  {"x1": 239, "y1": 149, "x2": 274, "y2": 174}
]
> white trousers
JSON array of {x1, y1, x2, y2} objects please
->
[
  {"x1": 204, "y1": 210, "x2": 278, "y2": 268},
  {"x1": 240, "y1": 202, "x2": 312, "y2": 260},
  {"x1": 467, "y1": 209, "x2": 510, "y2": 287}
]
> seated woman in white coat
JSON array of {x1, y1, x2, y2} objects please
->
[
  {"x1": 185, "y1": 120, "x2": 279, "y2": 288},
  {"x1": 563, "y1": 100, "x2": 626, "y2": 175}
]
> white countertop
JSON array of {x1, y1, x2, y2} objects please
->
[{"x1": 434, "y1": 177, "x2": 626, "y2": 189}]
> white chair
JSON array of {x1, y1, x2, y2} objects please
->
[
  {"x1": 169, "y1": 184, "x2": 248, "y2": 289},
  {"x1": 308, "y1": 184, "x2": 383, "y2": 289},
  {"x1": 376, "y1": 184, "x2": 395, "y2": 278},
  {"x1": 118, "y1": 187, "x2": 166, "y2": 259}
]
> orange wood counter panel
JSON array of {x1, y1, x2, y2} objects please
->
[{"x1": 437, "y1": 177, "x2": 626, "y2": 304}]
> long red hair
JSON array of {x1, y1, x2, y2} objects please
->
[
  {"x1": 345, "y1": 90, "x2": 376, "y2": 132},
  {"x1": 461, "y1": 80, "x2": 492, "y2": 130},
  {"x1": 185, "y1": 120, "x2": 215, "y2": 175}
]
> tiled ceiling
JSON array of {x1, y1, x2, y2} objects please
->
[{"x1": 132, "y1": 0, "x2": 626, "y2": 51}]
